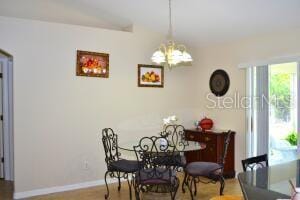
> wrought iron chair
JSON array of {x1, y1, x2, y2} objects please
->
[
  {"x1": 184, "y1": 130, "x2": 233, "y2": 200},
  {"x1": 160, "y1": 124, "x2": 189, "y2": 192},
  {"x1": 160, "y1": 124, "x2": 188, "y2": 168},
  {"x1": 133, "y1": 136, "x2": 179, "y2": 200},
  {"x1": 241, "y1": 154, "x2": 268, "y2": 172},
  {"x1": 161, "y1": 125, "x2": 187, "y2": 151},
  {"x1": 101, "y1": 128, "x2": 139, "y2": 199}
]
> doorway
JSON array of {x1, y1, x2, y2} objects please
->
[
  {"x1": 269, "y1": 62, "x2": 298, "y2": 165},
  {"x1": 247, "y1": 61, "x2": 300, "y2": 165},
  {"x1": 0, "y1": 50, "x2": 14, "y2": 181},
  {"x1": 0, "y1": 61, "x2": 3, "y2": 179}
]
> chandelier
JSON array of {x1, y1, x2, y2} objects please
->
[{"x1": 151, "y1": 0, "x2": 192, "y2": 70}]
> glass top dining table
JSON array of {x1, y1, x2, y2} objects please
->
[
  {"x1": 118, "y1": 139, "x2": 206, "y2": 160},
  {"x1": 238, "y1": 159, "x2": 300, "y2": 200},
  {"x1": 119, "y1": 139, "x2": 206, "y2": 152}
]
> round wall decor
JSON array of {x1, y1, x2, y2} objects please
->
[{"x1": 209, "y1": 69, "x2": 230, "y2": 97}]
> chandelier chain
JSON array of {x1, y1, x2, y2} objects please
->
[{"x1": 168, "y1": 0, "x2": 173, "y2": 40}]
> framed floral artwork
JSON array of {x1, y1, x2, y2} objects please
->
[
  {"x1": 138, "y1": 64, "x2": 164, "y2": 88},
  {"x1": 76, "y1": 50, "x2": 109, "y2": 78}
]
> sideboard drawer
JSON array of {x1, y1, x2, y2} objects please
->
[
  {"x1": 185, "y1": 131, "x2": 200, "y2": 141},
  {"x1": 200, "y1": 143, "x2": 217, "y2": 162},
  {"x1": 200, "y1": 134, "x2": 217, "y2": 143}
]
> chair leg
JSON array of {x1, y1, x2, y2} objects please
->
[
  {"x1": 171, "y1": 180, "x2": 179, "y2": 200},
  {"x1": 219, "y1": 176, "x2": 225, "y2": 195},
  {"x1": 117, "y1": 172, "x2": 121, "y2": 191},
  {"x1": 188, "y1": 176, "x2": 194, "y2": 200},
  {"x1": 134, "y1": 186, "x2": 140, "y2": 200},
  {"x1": 127, "y1": 177, "x2": 132, "y2": 200},
  {"x1": 104, "y1": 171, "x2": 110, "y2": 199},
  {"x1": 193, "y1": 178, "x2": 197, "y2": 196},
  {"x1": 182, "y1": 171, "x2": 187, "y2": 193},
  {"x1": 170, "y1": 190, "x2": 177, "y2": 200}
]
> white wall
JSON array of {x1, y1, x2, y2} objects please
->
[
  {"x1": 0, "y1": 17, "x2": 199, "y2": 194},
  {"x1": 193, "y1": 28, "x2": 300, "y2": 173}
]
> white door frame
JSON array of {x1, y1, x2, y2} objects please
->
[
  {"x1": 0, "y1": 57, "x2": 14, "y2": 181},
  {"x1": 0, "y1": 61, "x2": 3, "y2": 179},
  {"x1": 297, "y1": 62, "x2": 300, "y2": 153},
  {"x1": 246, "y1": 67, "x2": 253, "y2": 157}
]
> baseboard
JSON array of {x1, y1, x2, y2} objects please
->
[{"x1": 13, "y1": 178, "x2": 123, "y2": 199}]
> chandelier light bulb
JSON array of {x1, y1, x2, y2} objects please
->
[
  {"x1": 170, "y1": 50, "x2": 183, "y2": 64},
  {"x1": 182, "y1": 51, "x2": 193, "y2": 62},
  {"x1": 151, "y1": 50, "x2": 166, "y2": 64}
]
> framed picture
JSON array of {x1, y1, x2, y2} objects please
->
[
  {"x1": 138, "y1": 64, "x2": 164, "y2": 88},
  {"x1": 76, "y1": 50, "x2": 109, "y2": 78}
]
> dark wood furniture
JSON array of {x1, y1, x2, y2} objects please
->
[{"x1": 184, "y1": 129, "x2": 235, "y2": 178}]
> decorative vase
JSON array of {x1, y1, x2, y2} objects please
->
[
  {"x1": 199, "y1": 117, "x2": 213, "y2": 131},
  {"x1": 160, "y1": 138, "x2": 168, "y2": 150}
]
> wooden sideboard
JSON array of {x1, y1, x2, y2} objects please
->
[{"x1": 184, "y1": 129, "x2": 236, "y2": 178}]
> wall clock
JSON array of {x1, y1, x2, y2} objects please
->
[{"x1": 209, "y1": 69, "x2": 230, "y2": 96}]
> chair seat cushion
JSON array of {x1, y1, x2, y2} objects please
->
[
  {"x1": 109, "y1": 159, "x2": 139, "y2": 173},
  {"x1": 135, "y1": 168, "x2": 177, "y2": 185},
  {"x1": 186, "y1": 162, "x2": 223, "y2": 178}
]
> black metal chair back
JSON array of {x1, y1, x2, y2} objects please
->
[
  {"x1": 241, "y1": 154, "x2": 268, "y2": 172},
  {"x1": 133, "y1": 136, "x2": 176, "y2": 183},
  {"x1": 161, "y1": 124, "x2": 188, "y2": 151},
  {"x1": 219, "y1": 130, "x2": 232, "y2": 166},
  {"x1": 102, "y1": 128, "x2": 120, "y2": 167}
]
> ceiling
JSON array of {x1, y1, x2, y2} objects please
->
[{"x1": 1, "y1": 0, "x2": 300, "y2": 47}]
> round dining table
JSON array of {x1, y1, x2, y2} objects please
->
[
  {"x1": 119, "y1": 139, "x2": 206, "y2": 151},
  {"x1": 118, "y1": 138, "x2": 206, "y2": 161}
]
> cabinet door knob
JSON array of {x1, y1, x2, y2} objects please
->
[
  {"x1": 204, "y1": 137, "x2": 211, "y2": 142},
  {"x1": 189, "y1": 135, "x2": 194, "y2": 139}
]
